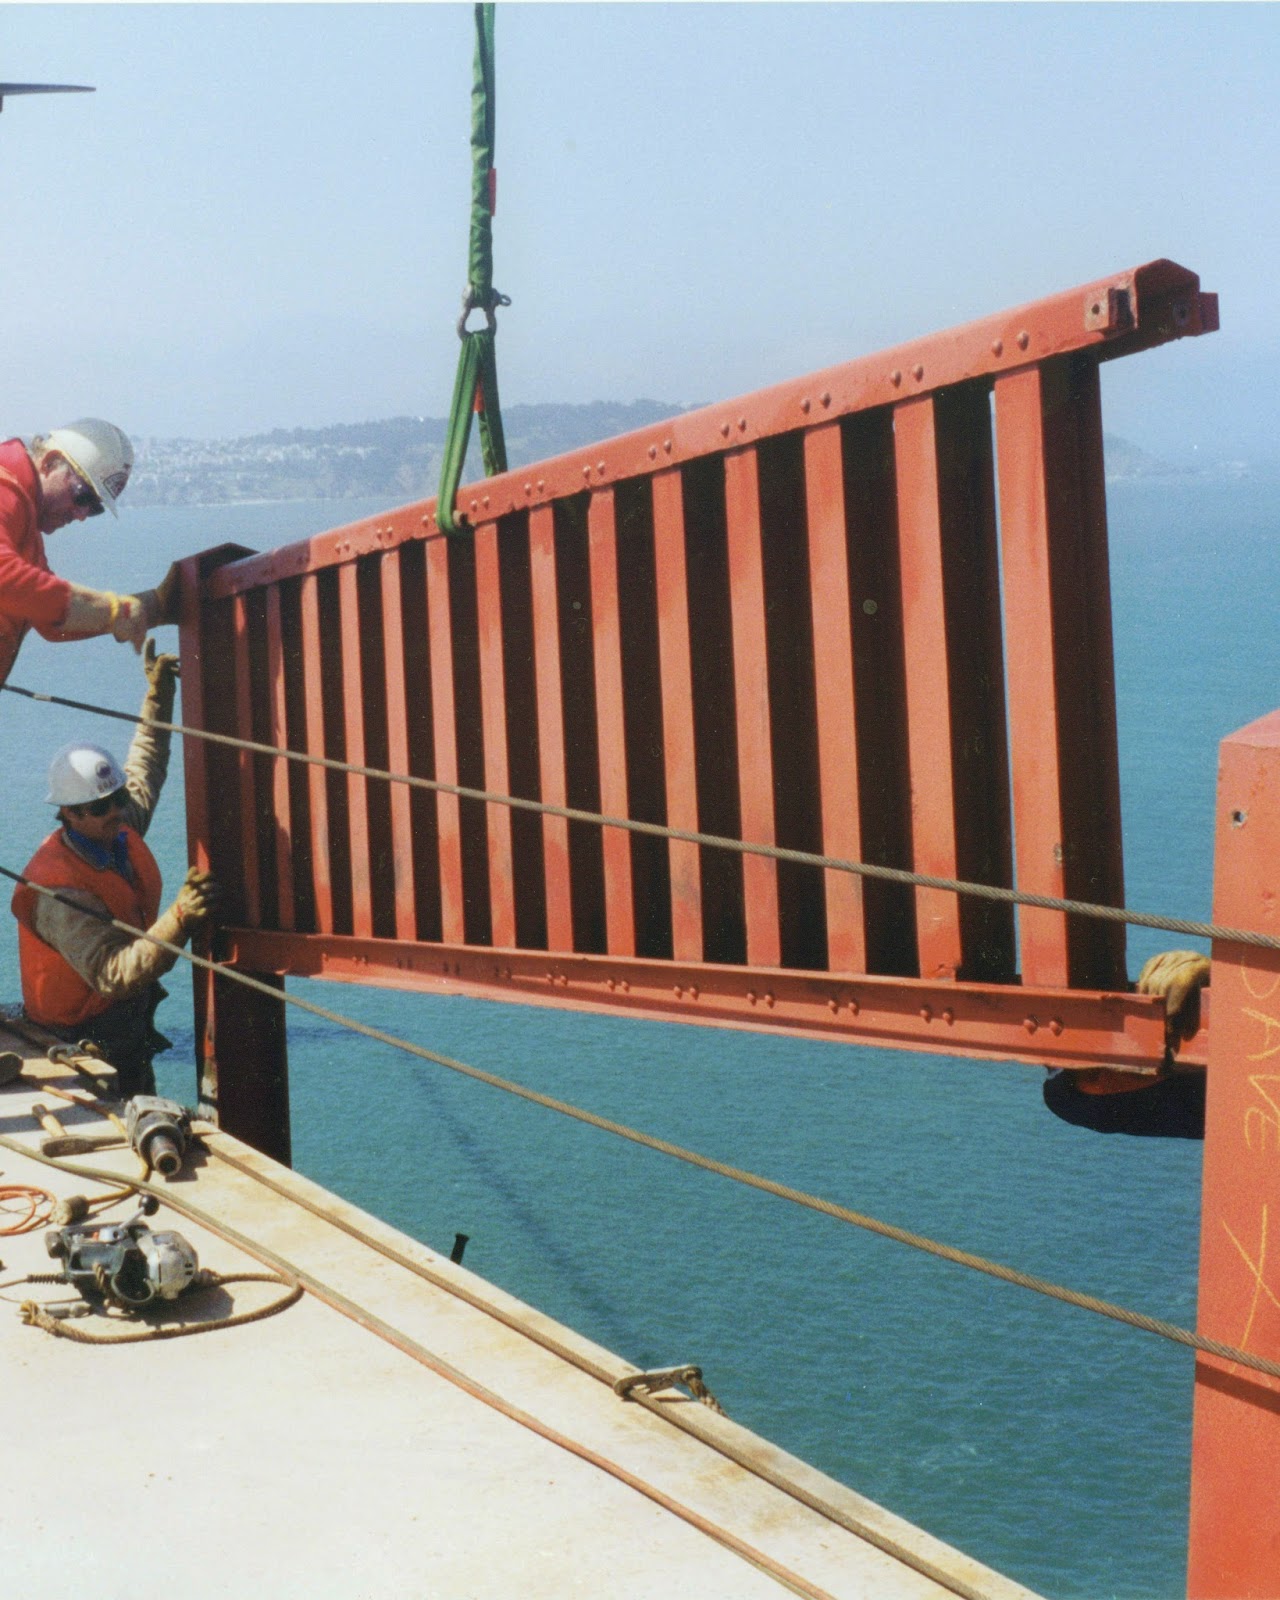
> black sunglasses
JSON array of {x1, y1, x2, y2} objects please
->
[
  {"x1": 71, "y1": 482, "x2": 104, "y2": 516},
  {"x1": 69, "y1": 789, "x2": 126, "y2": 819}
]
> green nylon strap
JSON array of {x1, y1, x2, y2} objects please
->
[{"x1": 438, "y1": 2, "x2": 508, "y2": 537}]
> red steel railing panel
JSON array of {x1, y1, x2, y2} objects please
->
[{"x1": 179, "y1": 260, "x2": 1216, "y2": 1067}]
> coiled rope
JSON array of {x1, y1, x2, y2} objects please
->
[
  {"x1": 4, "y1": 679, "x2": 1277, "y2": 952},
  {"x1": 0, "y1": 867, "x2": 1276, "y2": 1386}
]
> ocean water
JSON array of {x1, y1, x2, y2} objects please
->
[{"x1": 1, "y1": 475, "x2": 1276, "y2": 1599}]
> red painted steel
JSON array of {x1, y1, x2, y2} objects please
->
[
  {"x1": 299, "y1": 572, "x2": 335, "y2": 935},
  {"x1": 724, "y1": 447, "x2": 781, "y2": 968},
  {"x1": 225, "y1": 924, "x2": 1174, "y2": 1068},
  {"x1": 803, "y1": 423, "x2": 865, "y2": 975},
  {"x1": 265, "y1": 586, "x2": 295, "y2": 931},
  {"x1": 425, "y1": 536, "x2": 466, "y2": 946},
  {"x1": 587, "y1": 487, "x2": 636, "y2": 957},
  {"x1": 1188, "y1": 711, "x2": 1280, "y2": 1599},
  {"x1": 379, "y1": 550, "x2": 418, "y2": 942},
  {"x1": 231, "y1": 592, "x2": 263, "y2": 928},
  {"x1": 528, "y1": 505, "x2": 574, "y2": 952},
  {"x1": 995, "y1": 361, "x2": 1125, "y2": 991},
  {"x1": 895, "y1": 397, "x2": 964, "y2": 980},
  {"x1": 475, "y1": 519, "x2": 517, "y2": 948},
  {"x1": 652, "y1": 467, "x2": 703, "y2": 963},
  {"x1": 180, "y1": 261, "x2": 1216, "y2": 1084}
]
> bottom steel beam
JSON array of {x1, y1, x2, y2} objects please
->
[{"x1": 223, "y1": 928, "x2": 1189, "y2": 1071}]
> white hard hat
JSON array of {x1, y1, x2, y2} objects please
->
[
  {"x1": 43, "y1": 418, "x2": 133, "y2": 517},
  {"x1": 47, "y1": 742, "x2": 126, "y2": 806}
]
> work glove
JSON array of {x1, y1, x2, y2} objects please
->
[
  {"x1": 143, "y1": 636, "x2": 178, "y2": 700},
  {"x1": 1137, "y1": 950, "x2": 1211, "y2": 1051},
  {"x1": 136, "y1": 562, "x2": 181, "y2": 629},
  {"x1": 172, "y1": 866, "x2": 222, "y2": 932},
  {"x1": 110, "y1": 594, "x2": 150, "y2": 653}
]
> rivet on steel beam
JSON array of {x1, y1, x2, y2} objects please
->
[
  {"x1": 470, "y1": 500, "x2": 478, "y2": 513},
  {"x1": 1048, "y1": 1018, "x2": 1064, "y2": 1036},
  {"x1": 1231, "y1": 808, "x2": 1247, "y2": 827},
  {"x1": 582, "y1": 466, "x2": 591, "y2": 480},
  {"x1": 801, "y1": 398, "x2": 812, "y2": 413},
  {"x1": 689, "y1": 987, "x2": 699, "y2": 1000},
  {"x1": 991, "y1": 338, "x2": 1003, "y2": 356},
  {"x1": 648, "y1": 445, "x2": 657, "y2": 459},
  {"x1": 720, "y1": 422, "x2": 731, "y2": 437},
  {"x1": 619, "y1": 981, "x2": 630, "y2": 993},
  {"x1": 597, "y1": 461, "x2": 606, "y2": 474},
  {"x1": 737, "y1": 417, "x2": 747, "y2": 431},
  {"x1": 828, "y1": 997, "x2": 839, "y2": 1012},
  {"x1": 422, "y1": 515, "x2": 432, "y2": 526},
  {"x1": 523, "y1": 482, "x2": 532, "y2": 495},
  {"x1": 1023, "y1": 1015, "x2": 1038, "y2": 1034},
  {"x1": 764, "y1": 993, "x2": 775, "y2": 1008},
  {"x1": 848, "y1": 997, "x2": 860, "y2": 1016},
  {"x1": 942, "y1": 1009, "x2": 955, "y2": 1026},
  {"x1": 663, "y1": 439, "x2": 672, "y2": 453},
  {"x1": 819, "y1": 392, "x2": 831, "y2": 407},
  {"x1": 606, "y1": 978, "x2": 615, "y2": 990},
  {"x1": 1017, "y1": 330, "x2": 1030, "y2": 350},
  {"x1": 674, "y1": 985, "x2": 684, "y2": 999},
  {"x1": 746, "y1": 990, "x2": 757, "y2": 1005},
  {"x1": 920, "y1": 1006, "x2": 932, "y2": 1023},
  {"x1": 863, "y1": 598, "x2": 878, "y2": 616},
  {"x1": 890, "y1": 370, "x2": 902, "y2": 386},
  {"x1": 537, "y1": 480, "x2": 545, "y2": 492},
  {"x1": 911, "y1": 365, "x2": 924, "y2": 381}
]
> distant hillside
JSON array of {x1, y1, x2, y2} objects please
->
[
  {"x1": 129, "y1": 403, "x2": 1200, "y2": 508},
  {"x1": 130, "y1": 401, "x2": 691, "y2": 507}
]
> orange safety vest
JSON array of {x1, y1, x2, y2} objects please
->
[{"x1": 11, "y1": 827, "x2": 163, "y2": 1027}]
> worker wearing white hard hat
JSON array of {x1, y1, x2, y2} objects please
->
[
  {"x1": 11, "y1": 645, "x2": 219, "y2": 1098},
  {"x1": 0, "y1": 419, "x2": 177, "y2": 692}
]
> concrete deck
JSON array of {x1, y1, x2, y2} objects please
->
[{"x1": 0, "y1": 1033, "x2": 1042, "y2": 1600}]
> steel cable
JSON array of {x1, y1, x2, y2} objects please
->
[
  {"x1": 4, "y1": 679, "x2": 1277, "y2": 952},
  {"x1": 0, "y1": 866, "x2": 1276, "y2": 1387}
]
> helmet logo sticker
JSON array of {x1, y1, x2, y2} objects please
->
[{"x1": 104, "y1": 467, "x2": 130, "y2": 498}]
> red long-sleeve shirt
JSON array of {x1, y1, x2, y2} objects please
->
[{"x1": 0, "y1": 438, "x2": 74, "y2": 687}]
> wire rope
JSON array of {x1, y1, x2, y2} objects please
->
[{"x1": 4, "y1": 680, "x2": 1276, "y2": 952}]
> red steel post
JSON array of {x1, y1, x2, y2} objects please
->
[
  {"x1": 425, "y1": 537, "x2": 466, "y2": 945},
  {"x1": 379, "y1": 549, "x2": 419, "y2": 942},
  {"x1": 528, "y1": 505, "x2": 574, "y2": 952},
  {"x1": 652, "y1": 467, "x2": 703, "y2": 963},
  {"x1": 265, "y1": 585, "x2": 295, "y2": 930},
  {"x1": 724, "y1": 447, "x2": 781, "y2": 969},
  {"x1": 587, "y1": 487, "x2": 636, "y2": 957},
  {"x1": 804, "y1": 422, "x2": 867, "y2": 976},
  {"x1": 894, "y1": 396, "x2": 964, "y2": 980},
  {"x1": 299, "y1": 572, "x2": 335, "y2": 934},
  {"x1": 1188, "y1": 710, "x2": 1280, "y2": 1598},
  {"x1": 475, "y1": 520, "x2": 517, "y2": 948},
  {"x1": 230, "y1": 592, "x2": 263, "y2": 928}
]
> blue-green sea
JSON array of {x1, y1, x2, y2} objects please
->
[{"x1": 1, "y1": 473, "x2": 1276, "y2": 1599}]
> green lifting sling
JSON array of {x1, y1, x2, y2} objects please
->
[{"x1": 437, "y1": 2, "x2": 509, "y2": 536}]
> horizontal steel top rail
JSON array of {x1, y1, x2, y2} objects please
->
[{"x1": 205, "y1": 259, "x2": 1216, "y2": 598}]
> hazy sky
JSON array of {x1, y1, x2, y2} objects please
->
[{"x1": 2, "y1": 3, "x2": 1275, "y2": 460}]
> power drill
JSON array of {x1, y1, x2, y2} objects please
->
[
  {"x1": 45, "y1": 1197, "x2": 198, "y2": 1309},
  {"x1": 125, "y1": 1095, "x2": 192, "y2": 1176}
]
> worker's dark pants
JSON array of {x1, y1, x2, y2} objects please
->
[
  {"x1": 43, "y1": 985, "x2": 170, "y2": 1101},
  {"x1": 1043, "y1": 1068, "x2": 1205, "y2": 1139}
]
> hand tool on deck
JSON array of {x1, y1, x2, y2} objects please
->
[
  {"x1": 0, "y1": 1051, "x2": 23, "y2": 1087},
  {"x1": 31, "y1": 1103, "x2": 122, "y2": 1159}
]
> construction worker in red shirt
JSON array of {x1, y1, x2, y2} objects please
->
[{"x1": 0, "y1": 418, "x2": 175, "y2": 688}]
